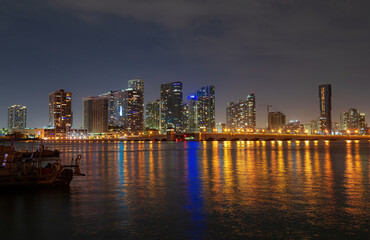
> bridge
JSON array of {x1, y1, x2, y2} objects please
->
[
  {"x1": 126, "y1": 133, "x2": 370, "y2": 141},
  {"x1": 2, "y1": 133, "x2": 370, "y2": 142}
]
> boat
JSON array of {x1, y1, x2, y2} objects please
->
[{"x1": 0, "y1": 143, "x2": 85, "y2": 188}]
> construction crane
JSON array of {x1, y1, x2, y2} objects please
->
[{"x1": 259, "y1": 104, "x2": 273, "y2": 129}]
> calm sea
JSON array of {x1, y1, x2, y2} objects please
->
[{"x1": 0, "y1": 140, "x2": 369, "y2": 239}]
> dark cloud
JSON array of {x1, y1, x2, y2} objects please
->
[{"x1": 1, "y1": 0, "x2": 370, "y2": 127}]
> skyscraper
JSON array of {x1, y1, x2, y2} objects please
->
[
  {"x1": 8, "y1": 105, "x2": 27, "y2": 129},
  {"x1": 318, "y1": 84, "x2": 332, "y2": 133},
  {"x1": 340, "y1": 111, "x2": 349, "y2": 131},
  {"x1": 226, "y1": 102, "x2": 237, "y2": 130},
  {"x1": 246, "y1": 92, "x2": 256, "y2": 130},
  {"x1": 186, "y1": 94, "x2": 198, "y2": 132},
  {"x1": 82, "y1": 97, "x2": 108, "y2": 133},
  {"x1": 359, "y1": 113, "x2": 367, "y2": 134},
  {"x1": 160, "y1": 82, "x2": 183, "y2": 133},
  {"x1": 185, "y1": 86, "x2": 215, "y2": 133},
  {"x1": 99, "y1": 90, "x2": 120, "y2": 128},
  {"x1": 122, "y1": 89, "x2": 144, "y2": 134},
  {"x1": 49, "y1": 89, "x2": 72, "y2": 132},
  {"x1": 145, "y1": 99, "x2": 161, "y2": 131},
  {"x1": 226, "y1": 92, "x2": 256, "y2": 132},
  {"x1": 347, "y1": 108, "x2": 359, "y2": 131}
]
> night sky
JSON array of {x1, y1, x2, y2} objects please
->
[{"x1": 1, "y1": 0, "x2": 370, "y2": 129}]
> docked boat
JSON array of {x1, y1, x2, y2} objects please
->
[{"x1": 0, "y1": 144, "x2": 85, "y2": 188}]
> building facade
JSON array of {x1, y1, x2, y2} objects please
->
[
  {"x1": 340, "y1": 111, "x2": 349, "y2": 131},
  {"x1": 226, "y1": 92, "x2": 256, "y2": 132},
  {"x1": 145, "y1": 100, "x2": 161, "y2": 130},
  {"x1": 121, "y1": 89, "x2": 144, "y2": 134},
  {"x1": 185, "y1": 86, "x2": 215, "y2": 133},
  {"x1": 268, "y1": 111, "x2": 286, "y2": 131},
  {"x1": 128, "y1": 78, "x2": 144, "y2": 93},
  {"x1": 318, "y1": 84, "x2": 332, "y2": 133},
  {"x1": 49, "y1": 89, "x2": 72, "y2": 132},
  {"x1": 99, "y1": 91, "x2": 119, "y2": 128},
  {"x1": 8, "y1": 105, "x2": 27, "y2": 129},
  {"x1": 83, "y1": 97, "x2": 108, "y2": 133},
  {"x1": 160, "y1": 82, "x2": 183, "y2": 133}
]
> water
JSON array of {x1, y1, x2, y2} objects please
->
[{"x1": 1, "y1": 140, "x2": 369, "y2": 239}]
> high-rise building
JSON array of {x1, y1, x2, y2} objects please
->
[
  {"x1": 226, "y1": 92, "x2": 256, "y2": 132},
  {"x1": 226, "y1": 102, "x2": 237, "y2": 130},
  {"x1": 268, "y1": 111, "x2": 286, "y2": 130},
  {"x1": 8, "y1": 105, "x2": 27, "y2": 129},
  {"x1": 82, "y1": 97, "x2": 108, "y2": 133},
  {"x1": 185, "y1": 86, "x2": 215, "y2": 133},
  {"x1": 246, "y1": 92, "x2": 256, "y2": 130},
  {"x1": 99, "y1": 90, "x2": 119, "y2": 128},
  {"x1": 160, "y1": 82, "x2": 183, "y2": 133},
  {"x1": 186, "y1": 94, "x2": 198, "y2": 132},
  {"x1": 122, "y1": 89, "x2": 144, "y2": 134},
  {"x1": 340, "y1": 111, "x2": 349, "y2": 131},
  {"x1": 359, "y1": 113, "x2": 367, "y2": 134},
  {"x1": 318, "y1": 84, "x2": 332, "y2": 133},
  {"x1": 145, "y1": 99, "x2": 161, "y2": 131},
  {"x1": 49, "y1": 89, "x2": 72, "y2": 132},
  {"x1": 348, "y1": 108, "x2": 359, "y2": 131}
]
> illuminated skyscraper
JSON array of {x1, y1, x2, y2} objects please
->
[
  {"x1": 318, "y1": 84, "x2": 332, "y2": 133},
  {"x1": 246, "y1": 92, "x2": 256, "y2": 130},
  {"x1": 145, "y1": 99, "x2": 160, "y2": 131},
  {"x1": 8, "y1": 105, "x2": 27, "y2": 129},
  {"x1": 82, "y1": 97, "x2": 108, "y2": 133},
  {"x1": 186, "y1": 95, "x2": 198, "y2": 132},
  {"x1": 186, "y1": 86, "x2": 215, "y2": 133},
  {"x1": 160, "y1": 82, "x2": 183, "y2": 133},
  {"x1": 226, "y1": 92, "x2": 256, "y2": 132},
  {"x1": 49, "y1": 89, "x2": 72, "y2": 132},
  {"x1": 121, "y1": 89, "x2": 144, "y2": 133}
]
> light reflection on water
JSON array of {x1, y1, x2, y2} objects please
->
[{"x1": 0, "y1": 140, "x2": 369, "y2": 239}]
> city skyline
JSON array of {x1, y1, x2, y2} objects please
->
[
  {"x1": 1, "y1": 81, "x2": 369, "y2": 130},
  {"x1": 1, "y1": 1, "x2": 370, "y2": 128}
]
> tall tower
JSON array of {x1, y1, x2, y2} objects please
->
[
  {"x1": 122, "y1": 89, "x2": 144, "y2": 134},
  {"x1": 185, "y1": 86, "x2": 215, "y2": 133},
  {"x1": 49, "y1": 89, "x2": 72, "y2": 132},
  {"x1": 8, "y1": 105, "x2": 27, "y2": 129},
  {"x1": 246, "y1": 92, "x2": 256, "y2": 130},
  {"x1": 160, "y1": 82, "x2": 183, "y2": 133},
  {"x1": 318, "y1": 84, "x2": 332, "y2": 133}
]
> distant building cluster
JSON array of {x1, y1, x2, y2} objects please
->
[
  {"x1": 80, "y1": 79, "x2": 215, "y2": 136},
  {"x1": 3, "y1": 82, "x2": 369, "y2": 138},
  {"x1": 340, "y1": 108, "x2": 367, "y2": 134}
]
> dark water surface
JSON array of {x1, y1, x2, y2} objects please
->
[{"x1": 1, "y1": 140, "x2": 369, "y2": 239}]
